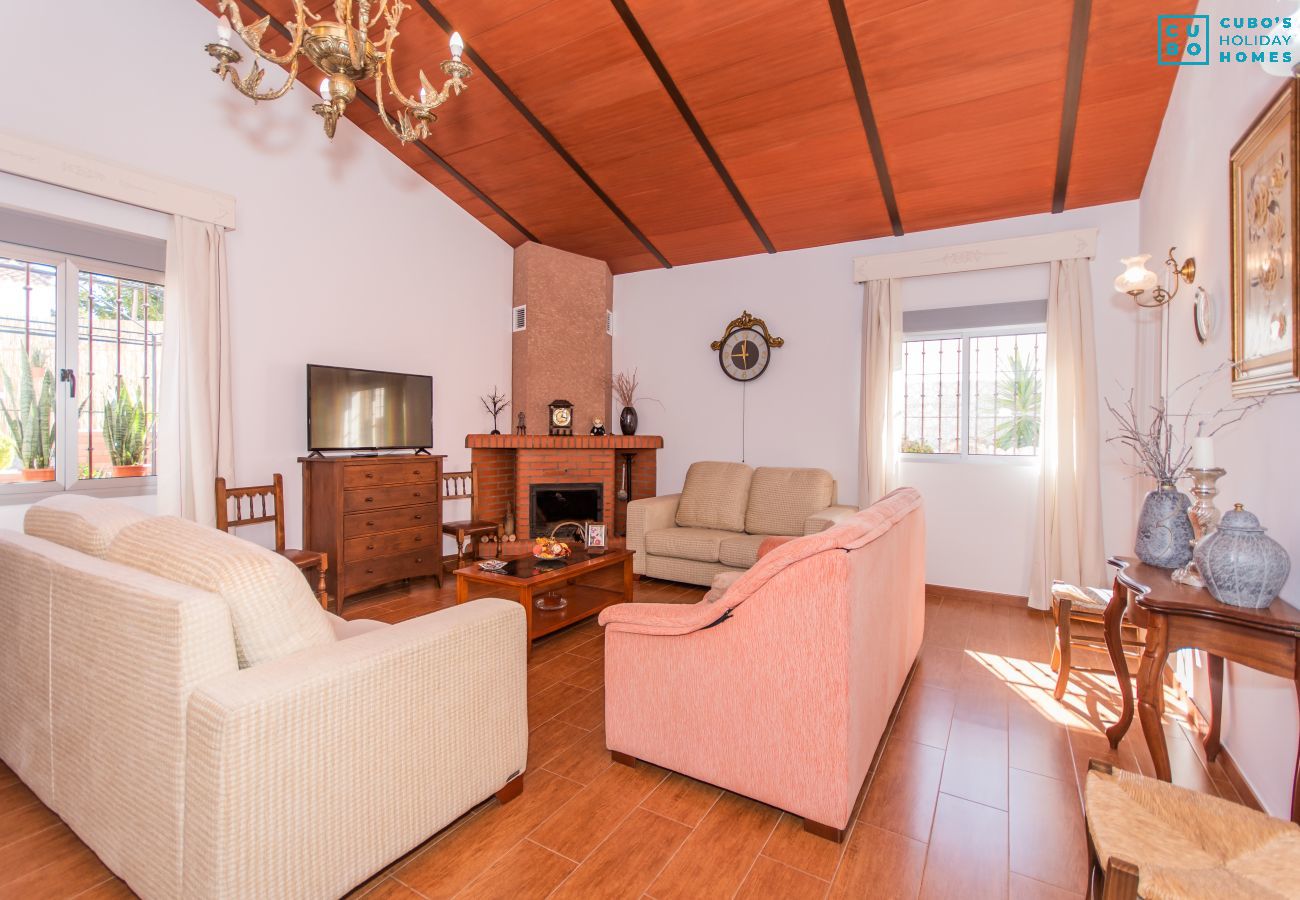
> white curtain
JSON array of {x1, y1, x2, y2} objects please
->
[
  {"x1": 858, "y1": 278, "x2": 902, "y2": 507},
  {"x1": 1029, "y1": 258, "x2": 1106, "y2": 609},
  {"x1": 159, "y1": 216, "x2": 233, "y2": 525}
]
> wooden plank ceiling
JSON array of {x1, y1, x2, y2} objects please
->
[{"x1": 195, "y1": 0, "x2": 1195, "y2": 273}]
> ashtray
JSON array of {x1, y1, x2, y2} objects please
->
[{"x1": 476, "y1": 559, "x2": 508, "y2": 571}]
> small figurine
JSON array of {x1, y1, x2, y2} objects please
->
[
  {"x1": 515, "y1": 411, "x2": 526, "y2": 435},
  {"x1": 590, "y1": 417, "x2": 607, "y2": 436}
]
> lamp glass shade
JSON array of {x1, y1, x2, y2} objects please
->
[
  {"x1": 449, "y1": 31, "x2": 464, "y2": 59},
  {"x1": 1115, "y1": 254, "x2": 1159, "y2": 295}
]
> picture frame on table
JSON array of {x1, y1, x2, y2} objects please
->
[
  {"x1": 586, "y1": 523, "x2": 607, "y2": 553},
  {"x1": 1230, "y1": 78, "x2": 1300, "y2": 396}
]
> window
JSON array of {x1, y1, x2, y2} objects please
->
[
  {"x1": 0, "y1": 241, "x2": 163, "y2": 495},
  {"x1": 901, "y1": 327, "x2": 1045, "y2": 458}
]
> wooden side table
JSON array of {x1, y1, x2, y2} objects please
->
[{"x1": 1103, "y1": 555, "x2": 1300, "y2": 823}]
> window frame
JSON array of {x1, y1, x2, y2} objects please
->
[
  {"x1": 0, "y1": 239, "x2": 161, "y2": 504},
  {"x1": 900, "y1": 322, "x2": 1046, "y2": 466}
]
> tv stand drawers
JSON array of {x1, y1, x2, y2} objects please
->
[{"x1": 301, "y1": 454, "x2": 446, "y2": 611}]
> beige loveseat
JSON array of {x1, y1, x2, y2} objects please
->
[
  {"x1": 0, "y1": 495, "x2": 527, "y2": 900},
  {"x1": 628, "y1": 462, "x2": 858, "y2": 586}
]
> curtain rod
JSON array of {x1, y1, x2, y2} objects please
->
[{"x1": 853, "y1": 228, "x2": 1097, "y2": 282}]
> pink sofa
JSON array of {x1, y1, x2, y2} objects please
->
[{"x1": 599, "y1": 487, "x2": 925, "y2": 840}]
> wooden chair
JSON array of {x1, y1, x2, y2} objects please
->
[
  {"x1": 215, "y1": 474, "x2": 330, "y2": 612},
  {"x1": 441, "y1": 463, "x2": 504, "y2": 571},
  {"x1": 1050, "y1": 582, "x2": 1145, "y2": 701},
  {"x1": 1085, "y1": 758, "x2": 1300, "y2": 898}
]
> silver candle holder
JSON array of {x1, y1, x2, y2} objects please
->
[{"x1": 1172, "y1": 466, "x2": 1226, "y2": 588}]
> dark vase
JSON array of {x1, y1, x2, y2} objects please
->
[
  {"x1": 619, "y1": 406, "x2": 638, "y2": 436},
  {"x1": 1135, "y1": 481, "x2": 1194, "y2": 568}
]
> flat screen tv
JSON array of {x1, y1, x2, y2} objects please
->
[{"x1": 307, "y1": 364, "x2": 433, "y2": 452}]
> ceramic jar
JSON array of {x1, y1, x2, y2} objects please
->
[
  {"x1": 1194, "y1": 504, "x2": 1291, "y2": 609},
  {"x1": 1135, "y1": 481, "x2": 1194, "y2": 569}
]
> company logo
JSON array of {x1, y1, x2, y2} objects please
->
[
  {"x1": 1158, "y1": 14, "x2": 1210, "y2": 65},
  {"x1": 1157, "y1": 14, "x2": 1295, "y2": 66}
]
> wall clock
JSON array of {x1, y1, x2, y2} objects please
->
[{"x1": 710, "y1": 311, "x2": 784, "y2": 382}]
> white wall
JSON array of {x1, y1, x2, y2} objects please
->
[
  {"x1": 0, "y1": 0, "x2": 513, "y2": 543},
  {"x1": 1140, "y1": 0, "x2": 1300, "y2": 816},
  {"x1": 614, "y1": 202, "x2": 1140, "y2": 596}
]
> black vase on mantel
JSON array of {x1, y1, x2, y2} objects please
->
[{"x1": 619, "y1": 406, "x2": 638, "y2": 436}]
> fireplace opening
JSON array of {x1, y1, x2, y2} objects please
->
[{"x1": 530, "y1": 483, "x2": 603, "y2": 537}]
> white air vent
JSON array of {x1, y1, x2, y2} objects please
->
[
  {"x1": 512, "y1": 304, "x2": 527, "y2": 332},
  {"x1": 606, "y1": 310, "x2": 614, "y2": 336}
]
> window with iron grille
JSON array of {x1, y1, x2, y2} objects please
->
[
  {"x1": 0, "y1": 241, "x2": 163, "y2": 494},
  {"x1": 901, "y1": 327, "x2": 1045, "y2": 459}
]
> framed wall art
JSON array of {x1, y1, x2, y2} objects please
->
[{"x1": 1230, "y1": 79, "x2": 1300, "y2": 396}]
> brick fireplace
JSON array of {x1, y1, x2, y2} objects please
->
[{"x1": 467, "y1": 434, "x2": 662, "y2": 541}]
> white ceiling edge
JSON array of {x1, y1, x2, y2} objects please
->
[
  {"x1": 854, "y1": 227, "x2": 1098, "y2": 282},
  {"x1": 0, "y1": 130, "x2": 236, "y2": 230}
]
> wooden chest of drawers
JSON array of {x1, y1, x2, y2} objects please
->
[{"x1": 301, "y1": 454, "x2": 446, "y2": 609}]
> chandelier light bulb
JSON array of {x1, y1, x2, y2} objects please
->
[
  {"x1": 319, "y1": 78, "x2": 332, "y2": 101},
  {"x1": 1115, "y1": 254, "x2": 1159, "y2": 296},
  {"x1": 216, "y1": 15, "x2": 233, "y2": 46},
  {"x1": 449, "y1": 31, "x2": 464, "y2": 60},
  {"x1": 420, "y1": 86, "x2": 428, "y2": 105}
]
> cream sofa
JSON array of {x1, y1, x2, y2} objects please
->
[
  {"x1": 0, "y1": 495, "x2": 527, "y2": 900},
  {"x1": 628, "y1": 462, "x2": 858, "y2": 586}
]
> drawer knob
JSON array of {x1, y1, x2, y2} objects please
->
[
  {"x1": 364, "y1": 497, "x2": 374, "y2": 504},
  {"x1": 415, "y1": 557, "x2": 423, "y2": 563},
  {"x1": 414, "y1": 536, "x2": 422, "y2": 543},
  {"x1": 414, "y1": 515, "x2": 423, "y2": 521},
  {"x1": 413, "y1": 491, "x2": 422, "y2": 498},
  {"x1": 365, "y1": 473, "x2": 374, "y2": 479},
  {"x1": 365, "y1": 521, "x2": 375, "y2": 527},
  {"x1": 413, "y1": 469, "x2": 421, "y2": 475},
  {"x1": 366, "y1": 544, "x2": 375, "y2": 551},
  {"x1": 365, "y1": 568, "x2": 374, "y2": 575}
]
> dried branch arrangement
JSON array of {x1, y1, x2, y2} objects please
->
[
  {"x1": 610, "y1": 369, "x2": 660, "y2": 409},
  {"x1": 1106, "y1": 362, "x2": 1280, "y2": 482},
  {"x1": 480, "y1": 387, "x2": 509, "y2": 417}
]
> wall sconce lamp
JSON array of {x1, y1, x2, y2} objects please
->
[{"x1": 1114, "y1": 247, "x2": 1197, "y2": 308}]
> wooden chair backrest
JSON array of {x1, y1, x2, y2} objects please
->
[
  {"x1": 441, "y1": 463, "x2": 480, "y2": 521},
  {"x1": 215, "y1": 473, "x2": 286, "y2": 552}
]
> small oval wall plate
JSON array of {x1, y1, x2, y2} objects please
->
[{"x1": 1193, "y1": 285, "x2": 1214, "y2": 344}]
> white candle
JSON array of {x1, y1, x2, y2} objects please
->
[{"x1": 1193, "y1": 436, "x2": 1214, "y2": 469}]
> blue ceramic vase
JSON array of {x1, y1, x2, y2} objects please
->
[
  {"x1": 1135, "y1": 481, "x2": 1194, "y2": 569},
  {"x1": 1194, "y1": 505, "x2": 1291, "y2": 609}
]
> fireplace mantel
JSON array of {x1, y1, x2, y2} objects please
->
[
  {"x1": 466, "y1": 434, "x2": 661, "y2": 541},
  {"x1": 465, "y1": 434, "x2": 663, "y2": 450}
]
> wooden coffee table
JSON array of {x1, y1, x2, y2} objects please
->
[{"x1": 454, "y1": 547, "x2": 633, "y2": 650}]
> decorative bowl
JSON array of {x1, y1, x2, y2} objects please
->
[
  {"x1": 476, "y1": 559, "x2": 508, "y2": 572},
  {"x1": 532, "y1": 538, "x2": 572, "y2": 561}
]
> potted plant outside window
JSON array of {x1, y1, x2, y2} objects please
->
[
  {"x1": 1, "y1": 348, "x2": 56, "y2": 482},
  {"x1": 102, "y1": 379, "x2": 151, "y2": 478}
]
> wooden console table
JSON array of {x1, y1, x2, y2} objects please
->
[{"x1": 1103, "y1": 556, "x2": 1300, "y2": 823}]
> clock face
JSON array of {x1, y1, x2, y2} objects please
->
[
  {"x1": 552, "y1": 406, "x2": 572, "y2": 426},
  {"x1": 719, "y1": 328, "x2": 770, "y2": 382}
]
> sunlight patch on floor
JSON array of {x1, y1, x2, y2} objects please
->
[{"x1": 966, "y1": 649, "x2": 1189, "y2": 732}]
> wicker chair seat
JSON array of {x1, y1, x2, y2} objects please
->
[{"x1": 1086, "y1": 766, "x2": 1300, "y2": 898}]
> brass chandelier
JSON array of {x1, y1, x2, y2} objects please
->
[{"x1": 204, "y1": 0, "x2": 471, "y2": 142}]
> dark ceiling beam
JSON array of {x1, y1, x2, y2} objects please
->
[
  {"x1": 237, "y1": 0, "x2": 539, "y2": 243},
  {"x1": 1052, "y1": 0, "x2": 1093, "y2": 213},
  {"x1": 413, "y1": 0, "x2": 673, "y2": 268},
  {"x1": 828, "y1": 0, "x2": 903, "y2": 237},
  {"x1": 608, "y1": 0, "x2": 775, "y2": 254}
]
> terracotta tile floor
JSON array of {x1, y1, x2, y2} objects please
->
[{"x1": 0, "y1": 576, "x2": 1251, "y2": 899}]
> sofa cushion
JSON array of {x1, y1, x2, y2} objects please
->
[
  {"x1": 107, "y1": 516, "x2": 335, "y2": 668},
  {"x1": 718, "y1": 533, "x2": 767, "y2": 569},
  {"x1": 704, "y1": 570, "x2": 744, "y2": 603},
  {"x1": 24, "y1": 494, "x2": 149, "y2": 559},
  {"x1": 675, "y1": 461, "x2": 753, "y2": 532},
  {"x1": 644, "y1": 527, "x2": 736, "y2": 564},
  {"x1": 745, "y1": 467, "x2": 835, "y2": 536}
]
